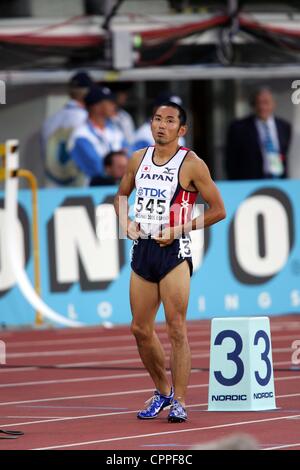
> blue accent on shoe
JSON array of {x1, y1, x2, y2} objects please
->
[
  {"x1": 137, "y1": 388, "x2": 174, "y2": 420},
  {"x1": 168, "y1": 399, "x2": 187, "y2": 423}
]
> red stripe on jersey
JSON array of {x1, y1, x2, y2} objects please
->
[{"x1": 169, "y1": 189, "x2": 197, "y2": 227}]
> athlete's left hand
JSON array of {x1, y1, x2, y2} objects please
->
[{"x1": 153, "y1": 226, "x2": 182, "y2": 247}]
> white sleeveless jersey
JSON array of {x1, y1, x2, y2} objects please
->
[{"x1": 134, "y1": 146, "x2": 197, "y2": 237}]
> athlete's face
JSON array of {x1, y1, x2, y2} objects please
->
[{"x1": 151, "y1": 106, "x2": 186, "y2": 145}]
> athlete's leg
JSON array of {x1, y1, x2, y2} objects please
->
[
  {"x1": 159, "y1": 261, "x2": 191, "y2": 405},
  {"x1": 130, "y1": 271, "x2": 171, "y2": 396}
]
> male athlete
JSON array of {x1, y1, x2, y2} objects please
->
[{"x1": 114, "y1": 102, "x2": 226, "y2": 423}]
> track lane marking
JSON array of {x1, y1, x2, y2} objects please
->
[
  {"x1": 31, "y1": 413, "x2": 300, "y2": 450},
  {"x1": 0, "y1": 391, "x2": 299, "y2": 429}
]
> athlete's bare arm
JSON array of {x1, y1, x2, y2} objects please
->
[
  {"x1": 186, "y1": 152, "x2": 226, "y2": 230},
  {"x1": 114, "y1": 149, "x2": 145, "y2": 240},
  {"x1": 154, "y1": 152, "x2": 226, "y2": 246}
]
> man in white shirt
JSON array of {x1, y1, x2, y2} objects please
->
[{"x1": 68, "y1": 86, "x2": 128, "y2": 186}]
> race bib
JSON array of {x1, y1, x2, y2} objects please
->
[
  {"x1": 267, "y1": 152, "x2": 284, "y2": 176},
  {"x1": 134, "y1": 184, "x2": 171, "y2": 225}
]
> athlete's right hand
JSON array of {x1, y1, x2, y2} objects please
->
[{"x1": 127, "y1": 220, "x2": 140, "y2": 240}]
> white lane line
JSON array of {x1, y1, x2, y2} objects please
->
[
  {"x1": 0, "y1": 401, "x2": 209, "y2": 428},
  {"x1": 6, "y1": 346, "x2": 138, "y2": 358},
  {"x1": 0, "y1": 365, "x2": 204, "y2": 390},
  {"x1": 24, "y1": 320, "x2": 294, "y2": 344},
  {"x1": 55, "y1": 348, "x2": 292, "y2": 370},
  {"x1": 274, "y1": 361, "x2": 300, "y2": 368},
  {"x1": 0, "y1": 411, "x2": 136, "y2": 428},
  {"x1": 0, "y1": 375, "x2": 298, "y2": 410},
  {"x1": 5, "y1": 336, "x2": 135, "y2": 348},
  {"x1": 0, "y1": 354, "x2": 296, "y2": 375},
  {"x1": 0, "y1": 355, "x2": 295, "y2": 376},
  {"x1": 2, "y1": 329, "x2": 212, "y2": 348},
  {"x1": 0, "y1": 362, "x2": 299, "y2": 392},
  {"x1": 1, "y1": 349, "x2": 294, "y2": 379},
  {"x1": 0, "y1": 353, "x2": 205, "y2": 388},
  {"x1": 4, "y1": 335, "x2": 297, "y2": 358},
  {"x1": 1, "y1": 416, "x2": 70, "y2": 419},
  {"x1": 0, "y1": 371, "x2": 151, "y2": 389},
  {"x1": 52, "y1": 323, "x2": 209, "y2": 336},
  {"x1": 0, "y1": 383, "x2": 209, "y2": 407},
  {"x1": 1, "y1": 392, "x2": 299, "y2": 431},
  {"x1": 0, "y1": 402, "x2": 207, "y2": 429},
  {"x1": 32, "y1": 413, "x2": 300, "y2": 450},
  {"x1": 276, "y1": 392, "x2": 300, "y2": 399},
  {"x1": 3, "y1": 389, "x2": 300, "y2": 410},
  {"x1": 4, "y1": 339, "x2": 210, "y2": 359},
  {"x1": 264, "y1": 442, "x2": 300, "y2": 450},
  {"x1": 4, "y1": 345, "x2": 292, "y2": 370},
  {"x1": 5, "y1": 344, "x2": 293, "y2": 359},
  {"x1": 0, "y1": 367, "x2": 37, "y2": 374},
  {"x1": 4, "y1": 342, "x2": 194, "y2": 359},
  {"x1": 4, "y1": 330, "x2": 298, "y2": 350},
  {"x1": 0, "y1": 404, "x2": 209, "y2": 428}
]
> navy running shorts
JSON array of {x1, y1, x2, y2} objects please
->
[{"x1": 130, "y1": 237, "x2": 193, "y2": 283}]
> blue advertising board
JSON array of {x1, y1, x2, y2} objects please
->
[{"x1": 0, "y1": 180, "x2": 299, "y2": 327}]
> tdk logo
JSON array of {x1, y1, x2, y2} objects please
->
[
  {"x1": 142, "y1": 188, "x2": 167, "y2": 198},
  {"x1": 211, "y1": 394, "x2": 247, "y2": 401},
  {"x1": 253, "y1": 392, "x2": 273, "y2": 399}
]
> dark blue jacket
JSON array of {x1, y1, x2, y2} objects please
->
[{"x1": 225, "y1": 115, "x2": 291, "y2": 180}]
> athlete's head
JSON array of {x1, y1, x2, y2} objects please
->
[{"x1": 151, "y1": 102, "x2": 187, "y2": 145}]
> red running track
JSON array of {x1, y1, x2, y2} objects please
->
[{"x1": 0, "y1": 315, "x2": 299, "y2": 450}]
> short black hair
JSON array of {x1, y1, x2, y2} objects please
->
[
  {"x1": 104, "y1": 150, "x2": 127, "y2": 167},
  {"x1": 152, "y1": 101, "x2": 187, "y2": 126}
]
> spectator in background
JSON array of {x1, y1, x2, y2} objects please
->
[
  {"x1": 90, "y1": 150, "x2": 128, "y2": 186},
  {"x1": 68, "y1": 86, "x2": 128, "y2": 186},
  {"x1": 41, "y1": 71, "x2": 93, "y2": 187},
  {"x1": 106, "y1": 82, "x2": 136, "y2": 146},
  {"x1": 225, "y1": 88, "x2": 291, "y2": 180},
  {"x1": 131, "y1": 92, "x2": 186, "y2": 152}
]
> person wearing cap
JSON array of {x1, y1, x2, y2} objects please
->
[
  {"x1": 41, "y1": 71, "x2": 93, "y2": 187},
  {"x1": 107, "y1": 82, "x2": 136, "y2": 146},
  {"x1": 68, "y1": 85, "x2": 128, "y2": 186},
  {"x1": 131, "y1": 92, "x2": 186, "y2": 153}
]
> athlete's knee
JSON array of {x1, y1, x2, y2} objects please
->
[
  {"x1": 130, "y1": 321, "x2": 152, "y2": 343},
  {"x1": 167, "y1": 318, "x2": 187, "y2": 345}
]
